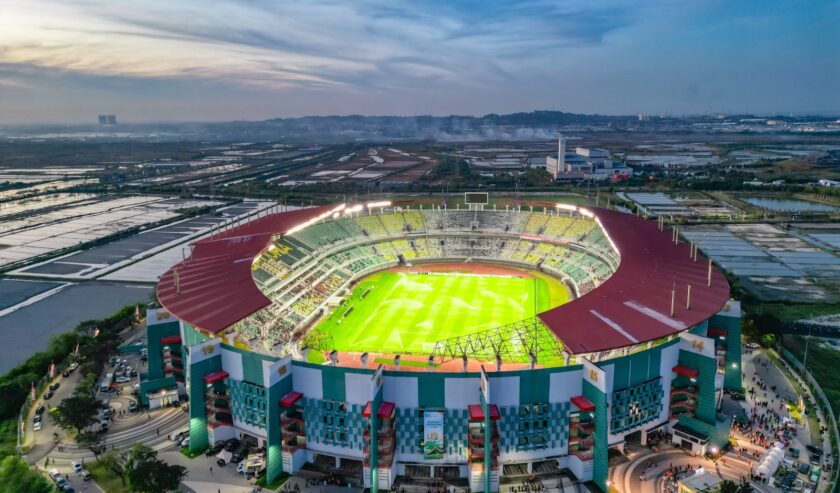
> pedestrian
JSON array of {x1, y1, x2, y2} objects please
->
[
  {"x1": 210, "y1": 466, "x2": 213, "y2": 475},
  {"x1": 156, "y1": 428, "x2": 159, "y2": 436}
]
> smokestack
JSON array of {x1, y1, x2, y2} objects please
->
[
  {"x1": 174, "y1": 268, "x2": 181, "y2": 294},
  {"x1": 686, "y1": 284, "x2": 692, "y2": 310},
  {"x1": 360, "y1": 352, "x2": 369, "y2": 370},
  {"x1": 558, "y1": 134, "x2": 566, "y2": 173}
]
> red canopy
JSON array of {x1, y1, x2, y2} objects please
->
[
  {"x1": 160, "y1": 335, "x2": 182, "y2": 344},
  {"x1": 362, "y1": 401, "x2": 396, "y2": 418},
  {"x1": 571, "y1": 396, "x2": 595, "y2": 413},
  {"x1": 468, "y1": 404, "x2": 501, "y2": 421},
  {"x1": 279, "y1": 391, "x2": 303, "y2": 408},
  {"x1": 203, "y1": 370, "x2": 229, "y2": 385},
  {"x1": 672, "y1": 365, "x2": 699, "y2": 378},
  {"x1": 707, "y1": 327, "x2": 728, "y2": 338}
]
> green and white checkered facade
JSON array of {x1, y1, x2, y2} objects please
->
[{"x1": 156, "y1": 301, "x2": 740, "y2": 493}]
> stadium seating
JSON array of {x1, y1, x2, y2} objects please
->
[{"x1": 236, "y1": 208, "x2": 616, "y2": 349}]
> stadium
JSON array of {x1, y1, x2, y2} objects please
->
[{"x1": 142, "y1": 196, "x2": 741, "y2": 493}]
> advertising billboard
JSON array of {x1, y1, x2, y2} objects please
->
[{"x1": 423, "y1": 410, "x2": 445, "y2": 459}]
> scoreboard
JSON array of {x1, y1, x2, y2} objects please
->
[{"x1": 464, "y1": 192, "x2": 488, "y2": 205}]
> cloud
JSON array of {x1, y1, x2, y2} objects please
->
[{"x1": 0, "y1": 0, "x2": 631, "y2": 91}]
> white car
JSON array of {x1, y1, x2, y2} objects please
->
[
  {"x1": 72, "y1": 459, "x2": 83, "y2": 473},
  {"x1": 115, "y1": 376, "x2": 131, "y2": 384},
  {"x1": 33, "y1": 421, "x2": 42, "y2": 431},
  {"x1": 69, "y1": 362, "x2": 79, "y2": 371}
]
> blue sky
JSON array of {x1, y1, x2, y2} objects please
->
[{"x1": 0, "y1": 0, "x2": 837, "y2": 123}]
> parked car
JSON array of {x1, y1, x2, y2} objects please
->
[
  {"x1": 79, "y1": 469, "x2": 91, "y2": 481},
  {"x1": 48, "y1": 469, "x2": 66, "y2": 487},
  {"x1": 33, "y1": 414, "x2": 41, "y2": 424},
  {"x1": 223, "y1": 438, "x2": 240, "y2": 452},
  {"x1": 128, "y1": 400, "x2": 138, "y2": 412},
  {"x1": 69, "y1": 362, "x2": 79, "y2": 371},
  {"x1": 230, "y1": 446, "x2": 249, "y2": 464},
  {"x1": 206, "y1": 442, "x2": 225, "y2": 456},
  {"x1": 62, "y1": 370, "x2": 71, "y2": 377},
  {"x1": 180, "y1": 437, "x2": 190, "y2": 448},
  {"x1": 33, "y1": 421, "x2": 42, "y2": 431},
  {"x1": 35, "y1": 405, "x2": 45, "y2": 415},
  {"x1": 72, "y1": 460, "x2": 83, "y2": 473},
  {"x1": 49, "y1": 382, "x2": 60, "y2": 391},
  {"x1": 43, "y1": 390, "x2": 54, "y2": 400},
  {"x1": 115, "y1": 376, "x2": 131, "y2": 384}
]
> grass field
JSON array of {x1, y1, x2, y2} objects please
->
[{"x1": 313, "y1": 269, "x2": 569, "y2": 356}]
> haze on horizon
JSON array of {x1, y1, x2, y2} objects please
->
[{"x1": 0, "y1": 0, "x2": 838, "y2": 125}]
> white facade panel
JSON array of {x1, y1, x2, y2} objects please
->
[{"x1": 293, "y1": 365, "x2": 324, "y2": 400}]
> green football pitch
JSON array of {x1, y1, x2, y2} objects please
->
[{"x1": 312, "y1": 269, "x2": 569, "y2": 356}]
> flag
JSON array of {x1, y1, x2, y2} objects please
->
[
  {"x1": 31, "y1": 382, "x2": 35, "y2": 401},
  {"x1": 74, "y1": 342, "x2": 80, "y2": 356},
  {"x1": 49, "y1": 360, "x2": 55, "y2": 379},
  {"x1": 93, "y1": 327, "x2": 100, "y2": 338},
  {"x1": 135, "y1": 305, "x2": 141, "y2": 321}
]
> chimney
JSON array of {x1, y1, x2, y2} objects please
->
[{"x1": 558, "y1": 134, "x2": 567, "y2": 173}]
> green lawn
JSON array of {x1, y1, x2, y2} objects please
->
[{"x1": 313, "y1": 270, "x2": 568, "y2": 356}]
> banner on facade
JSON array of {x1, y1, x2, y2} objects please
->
[{"x1": 422, "y1": 410, "x2": 445, "y2": 459}]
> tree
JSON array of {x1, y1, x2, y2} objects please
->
[
  {"x1": 51, "y1": 394, "x2": 99, "y2": 434},
  {"x1": 126, "y1": 443, "x2": 157, "y2": 471},
  {"x1": 761, "y1": 333, "x2": 778, "y2": 348},
  {"x1": 99, "y1": 450, "x2": 128, "y2": 486},
  {"x1": 719, "y1": 480, "x2": 739, "y2": 493},
  {"x1": 77, "y1": 431, "x2": 106, "y2": 461},
  {"x1": 128, "y1": 459, "x2": 188, "y2": 493},
  {"x1": 0, "y1": 455, "x2": 53, "y2": 493}
]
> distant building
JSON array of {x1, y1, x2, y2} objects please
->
[
  {"x1": 818, "y1": 178, "x2": 840, "y2": 188},
  {"x1": 545, "y1": 136, "x2": 631, "y2": 181},
  {"x1": 98, "y1": 114, "x2": 118, "y2": 126}
]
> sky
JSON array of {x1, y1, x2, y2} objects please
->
[{"x1": 0, "y1": 0, "x2": 838, "y2": 124}]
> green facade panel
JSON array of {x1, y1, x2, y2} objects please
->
[
  {"x1": 266, "y1": 373, "x2": 293, "y2": 483},
  {"x1": 188, "y1": 354, "x2": 222, "y2": 454},
  {"x1": 582, "y1": 380, "x2": 608, "y2": 493},
  {"x1": 677, "y1": 350, "x2": 716, "y2": 424},
  {"x1": 711, "y1": 314, "x2": 743, "y2": 391}
]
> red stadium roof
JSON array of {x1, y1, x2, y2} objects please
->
[
  {"x1": 538, "y1": 209, "x2": 729, "y2": 354},
  {"x1": 157, "y1": 205, "x2": 729, "y2": 354},
  {"x1": 157, "y1": 206, "x2": 333, "y2": 334}
]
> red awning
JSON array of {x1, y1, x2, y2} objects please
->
[
  {"x1": 571, "y1": 396, "x2": 595, "y2": 413},
  {"x1": 279, "y1": 391, "x2": 303, "y2": 408},
  {"x1": 468, "y1": 404, "x2": 501, "y2": 421},
  {"x1": 378, "y1": 401, "x2": 395, "y2": 418},
  {"x1": 362, "y1": 401, "x2": 396, "y2": 418},
  {"x1": 160, "y1": 335, "x2": 182, "y2": 344},
  {"x1": 707, "y1": 327, "x2": 728, "y2": 338},
  {"x1": 203, "y1": 370, "x2": 229, "y2": 385},
  {"x1": 672, "y1": 365, "x2": 699, "y2": 378}
]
